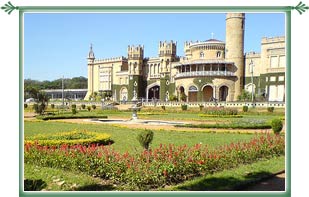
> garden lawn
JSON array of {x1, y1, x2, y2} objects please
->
[{"x1": 25, "y1": 121, "x2": 258, "y2": 153}]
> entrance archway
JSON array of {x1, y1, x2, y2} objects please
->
[
  {"x1": 120, "y1": 87, "x2": 128, "y2": 102},
  {"x1": 219, "y1": 86, "x2": 229, "y2": 101},
  {"x1": 202, "y1": 85, "x2": 213, "y2": 102},
  {"x1": 148, "y1": 85, "x2": 160, "y2": 100},
  {"x1": 188, "y1": 86, "x2": 198, "y2": 102}
]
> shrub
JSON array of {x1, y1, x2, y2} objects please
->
[
  {"x1": 51, "y1": 104, "x2": 55, "y2": 109},
  {"x1": 199, "y1": 105, "x2": 204, "y2": 111},
  {"x1": 271, "y1": 118, "x2": 283, "y2": 134},
  {"x1": 181, "y1": 104, "x2": 188, "y2": 111},
  {"x1": 24, "y1": 103, "x2": 28, "y2": 108},
  {"x1": 72, "y1": 108, "x2": 77, "y2": 114},
  {"x1": 137, "y1": 130, "x2": 154, "y2": 150},
  {"x1": 92, "y1": 105, "x2": 96, "y2": 110},
  {"x1": 242, "y1": 106, "x2": 248, "y2": 112},
  {"x1": 204, "y1": 107, "x2": 238, "y2": 116},
  {"x1": 87, "y1": 106, "x2": 91, "y2": 111},
  {"x1": 81, "y1": 104, "x2": 86, "y2": 109},
  {"x1": 24, "y1": 133, "x2": 285, "y2": 190},
  {"x1": 267, "y1": 107, "x2": 274, "y2": 112},
  {"x1": 71, "y1": 104, "x2": 77, "y2": 109},
  {"x1": 33, "y1": 103, "x2": 46, "y2": 114},
  {"x1": 25, "y1": 130, "x2": 112, "y2": 146},
  {"x1": 161, "y1": 106, "x2": 166, "y2": 111}
]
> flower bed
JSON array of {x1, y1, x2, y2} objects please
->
[
  {"x1": 198, "y1": 114, "x2": 243, "y2": 118},
  {"x1": 24, "y1": 133, "x2": 284, "y2": 190},
  {"x1": 37, "y1": 115, "x2": 108, "y2": 121},
  {"x1": 203, "y1": 107, "x2": 238, "y2": 116},
  {"x1": 24, "y1": 130, "x2": 112, "y2": 146}
]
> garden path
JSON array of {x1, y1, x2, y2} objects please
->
[{"x1": 242, "y1": 172, "x2": 285, "y2": 191}]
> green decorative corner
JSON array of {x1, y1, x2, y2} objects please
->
[
  {"x1": 292, "y1": 1, "x2": 309, "y2": 14},
  {"x1": 1, "y1": 1, "x2": 18, "y2": 15}
]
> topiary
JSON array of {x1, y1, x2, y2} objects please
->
[
  {"x1": 71, "y1": 104, "x2": 77, "y2": 109},
  {"x1": 242, "y1": 106, "x2": 248, "y2": 112},
  {"x1": 181, "y1": 104, "x2": 188, "y2": 111},
  {"x1": 51, "y1": 104, "x2": 55, "y2": 109},
  {"x1": 81, "y1": 104, "x2": 86, "y2": 109},
  {"x1": 87, "y1": 106, "x2": 91, "y2": 111},
  {"x1": 92, "y1": 105, "x2": 96, "y2": 110},
  {"x1": 137, "y1": 130, "x2": 154, "y2": 150},
  {"x1": 24, "y1": 103, "x2": 28, "y2": 109},
  {"x1": 271, "y1": 118, "x2": 283, "y2": 134},
  {"x1": 72, "y1": 108, "x2": 77, "y2": 114},
  {"x1": 267, "y1": 107, "x2": 274, "y2": 112}
]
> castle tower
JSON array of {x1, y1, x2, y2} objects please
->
[
  {"x1": 84, "y1": 44, "x2": 95, "y2": 100},
  {"x1": 225, "y1": 13, "x2": 245, "y2": 100},
  {"x1": 158, "y1": 40, "x2": 177, "y2": 73},
  {"x1": 127, "y1": 45, "x2": 144, "y2": 100}
]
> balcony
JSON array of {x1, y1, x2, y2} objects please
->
[{"x1": 175, "y1": 71, "x2": 236, "y2": 79}]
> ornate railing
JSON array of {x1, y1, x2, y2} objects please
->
[{"x1": 175, "y1": 71, "x2": 235, "y2": 78}]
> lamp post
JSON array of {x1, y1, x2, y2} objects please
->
[{"x1": 249, "y1": 60, "x2": 254, "y2": 104}]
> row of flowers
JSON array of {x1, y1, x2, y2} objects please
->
[{"x1": 24, "y1": 133, "x2": 284, "y2": 190}]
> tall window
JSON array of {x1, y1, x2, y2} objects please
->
[
  {"x1": 200, "y1": 51, "x2": 205, "y2": 59},
  {"x1": 217, "y1": 51, "x2": 221, "y2": 58}
]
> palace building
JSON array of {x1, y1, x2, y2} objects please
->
[{"x1": 84, "y1": 13, "x2": 285, "y2": 103}]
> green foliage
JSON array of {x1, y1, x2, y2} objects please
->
[
  {"x1": 91, "y1": 105, "x2": 96, "y2": 110},
  {"x1": 161, "y1": 106, "x2": 166, "y2": 111},
  {"x1": 33, "y1": 103, "x2": 46, "y2": 115},
  {"x1": 25, "y1": 130, "x2": 112, "y2": 146},
  {"x1": 24, "y1": 134, "x2": 284, "y2": 190},
  {"x1": 271, "y1": 118, "x2": 283, "y2": 134},
  {"x1": 242, "y1": 106, "x2": 249, "y2": 112},
  {"x1": 169, "y1": 94, "x2": 178, "y2": 101},
  {"x1": 71, "y1": 104, "x2": 77, "y2": 109},
  {"x1": 24, "y1": 103, "x2": 28, "y2": 108},
  {"x1": 181, "y1": 104, "x2": 188, "y2": 111},
  {"x1": 72, "y1": 108, "x2": 77, "y2": 114},
  {"x1": 180, "y1": 93, "x2": 187, "y2": 102},
  {"x1": 36, "y1": 114, "x2": 108, "y2": 121},
  {"x1": 81, "y1": 104, "x2": 86, "y2": 109},
  {"x1": 237, "y1": 90, "x2": 252, "y2": 101},
  {"x1": 137, "y1": 130, "x2": 154, "y2": 150},
  {"x1": 204, "y1": 107, "x2": 238, "y2": 116},
  {"x1": 87, "y1": 106, "x2": 91, "y2": 111},
  {"x1": 267, "y1": 107, "x2": 275, "y2": 113},
  {"x1": 51, "y1": 104, "x2": 55, "y2": 109},
  {"x1": 199, "y1": 105, "x2": 204, "y2": 111}
]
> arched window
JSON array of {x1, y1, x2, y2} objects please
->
[
  {"x1": 189, "y1": 86, "x2": 198, "y2": 92},
  {"x1": 217, "y1": 51, "x2": 221, "y2": 58},
  {"x1": 200, "y1": 51, "x2": 204, "y2": 59}
]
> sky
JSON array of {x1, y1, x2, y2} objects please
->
[{"x1": 24, "y1": 13, "x2": 285, "y2": 81}]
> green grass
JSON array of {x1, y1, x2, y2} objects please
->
[
  {"x1": 24, "y1": 164, "x2": 115, "y2": 191},
  {"x1": 24, "y1": 121, "x2": 257, "y2": 153},
  {"x1": 165, "y1": 156, "x2": 285, "y2": 191}
]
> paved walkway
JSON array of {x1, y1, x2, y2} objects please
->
[{"x1": 242, "y1": 172, "x2": 285, "y2": 191}]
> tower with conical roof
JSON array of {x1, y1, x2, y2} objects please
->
[
  {"x1": 225, "y1": 13, "x2": 245, "y2": 100},
  {"x1": 85, "y1": 44, "x2": 95, "y2": 100}
]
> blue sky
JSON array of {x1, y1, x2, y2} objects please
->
[{"x1": 24, "y1": 13, "x2": 285, "y2": 81}]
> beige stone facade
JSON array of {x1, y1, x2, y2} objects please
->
[{"x1": 85, "y1": 13, "x2": 285, "y2": 103}]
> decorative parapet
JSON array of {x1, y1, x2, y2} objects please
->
[
  {"x1": 175, "y1": 71, "x2": 235, "y2": 78},
  {"x1": 94, "y1": 56, "x2": 127, "y2": 63}
]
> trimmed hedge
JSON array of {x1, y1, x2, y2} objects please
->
[
  {"x1": 37, "y1": 115, "x2": 107, "y2": 121},
  {"x1": 175, "y1": 123, "x2": 271, "y2": 129},
  {"x1": 25, "y1": 130, "x2": 112, "y2": 146},
  {"x1": 198, "y1": 114, "x2": 243, "y2": 118}
]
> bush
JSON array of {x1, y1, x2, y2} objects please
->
[
  {"x1": 33, "y1": 103, "x2": 46, "y2": 114},
  {"x1": 24, "y1": 103, "x2": 28, "y2": 108},
  {"x1": 242, "y1": 106, "x2": 248, "y2": 112},
  {"x1": 92, "y1": 105, "x2": 96, "y2": 110},
  {"x1": 25, "y1": 130, "x2": 112, "y2": 146},
  {"x1": 199, "y1": 105, "x2": 204, "y2": 111},
  {"x1": 71, "y1": 104, "x2": 77, "y2": 109},
  {"x1": 204, "y1": 107, "x2": 238, "y2": 116},
  {"x1": 51, "y1": 104, "x2": 55, "y2": 109},
  {"x1": 137, "y1": 130, "x2": 154, "y2": 150},
  {"x1": 267, "y1": 107, "x2": 274, "y2": 112},
  {"x1": 87, "y1": 106, "x2": 91, "y2": 111},
  {"x1": 81, "y1": 104, "x2": 86, "y2": 109},
  {"x1": 271, "y1": 118, "x2": 283, "y2": 134},
  {"x1": 72, "y1": 108, "x2": 77, "y2": 114},
  {"x1": 181, "y1": 104, "x2": 188, "y2": 111},
  {"x1": 161, "y1": 106, "x2": 166, "y2": 111}
]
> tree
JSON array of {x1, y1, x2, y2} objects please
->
[{"x1": 33, "y1": 91, "x2": 49, "y2": 115}]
